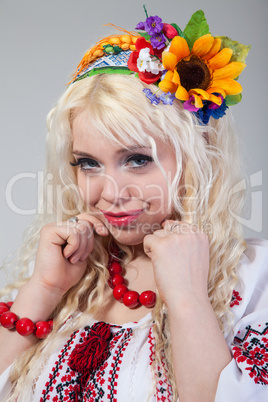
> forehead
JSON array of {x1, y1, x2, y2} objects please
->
[{"x1": 72, "y1": 108, "x2": 154, "y2": 150}]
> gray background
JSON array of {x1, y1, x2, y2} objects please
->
[{"x1": 1, "y1": 0, "x2": 267, "y2": 287}]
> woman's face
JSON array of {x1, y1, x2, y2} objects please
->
[{"x1": 72, "y1": 109, "x2": 178, "y2": 245}]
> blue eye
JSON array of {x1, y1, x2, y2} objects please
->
[
  {"x1": 70, "y1": 158, "x2": 100, "y2": 171},
  {"x1": 125, "y1": 154, "x2": 153, "y2": 168}
]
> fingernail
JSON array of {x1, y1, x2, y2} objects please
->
[{"x1": 71, "y1": 256, "x2": 79, "y2": 264}]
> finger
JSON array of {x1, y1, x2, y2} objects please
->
[
  {"x1": 78, "y1": 223, "x2": 95, "y2": 261},
  {"x1": 162, "y1": 219, "x2": 180, "y2": 229},
  {"x1": 62, "y1": 226, "x2": 81, "y2": 260},
  {"x1": 163, "y1": 220, "x2": 200, "y2": 234},
  {"x1": 75, "y1": 213, "x2": 109, "y2": 236},
  {"x1": 143, "y1": 233, "x2": 158, "y2": 256},
  {"x1": 64, "y1": 221, "x2": 92, "y2": 261},
  {"x1": 80, "y1": 235, "x2": 93, "y2": 261},
  {"x1": 70, "y1": 225, "x2": 92, "y2": 262}
]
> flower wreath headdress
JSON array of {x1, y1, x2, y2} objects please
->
[{"x1": 70, "y1": 8, "x2": 250, "y2": 124}]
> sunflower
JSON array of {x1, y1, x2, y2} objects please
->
[{"x1": 158, "y1": 34, "x2": 246, "y2": 108}]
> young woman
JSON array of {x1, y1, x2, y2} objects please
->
[{"x1": 0, "y1": 9, "x2": 267, "y2": 402}]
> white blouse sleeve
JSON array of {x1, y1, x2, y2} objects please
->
[
  {"x1": 0, "y1": 365, "x2": 12, "y2": 400},
  {"x1": 215, "y1": 238, "x2": 268, "y2": 401}
]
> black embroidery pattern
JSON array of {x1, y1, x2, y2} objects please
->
[
  {"x1": 107, "y1": 328, "x2": 133, "y2": 400},
  {"x1": 148, "y1": 326, "x2": 173, "y2": 401},
  {"x1": 40, "y1": 326, "x2": 134, "y2": 402},
  {"x1": 40, "y1": 330, "x2": 81, "y2": 401}
]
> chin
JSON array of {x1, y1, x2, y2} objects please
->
[{"x1": 107, "y1": 221, "x2": 161, "y2": 244}]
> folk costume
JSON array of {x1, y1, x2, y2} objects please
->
[{"x1": 1, "y1": 9, "x2": 267, "y2": 402}]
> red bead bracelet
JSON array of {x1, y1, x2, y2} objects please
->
[
  {"x1": 0, "y1": 302, "x2": 53, "y2": 339},
  {"x1": 108, "y1": 260, "x2": 156, "y2": 309}
]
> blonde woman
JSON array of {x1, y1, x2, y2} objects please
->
[{"x1": 0, "y1": 10, "x2": 267, "y2": 402}]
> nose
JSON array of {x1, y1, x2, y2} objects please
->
[{"x1": 100, "y1": 171, "x2": 131, "y2": 204}]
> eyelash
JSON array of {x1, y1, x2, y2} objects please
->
[
  {"x1": 125, "y1": 154, "x2": 153, "y2": 168},
  {"x1": 70, "y1": 158, "x2": 100, "y2": 170},
  {"x1": 69, "y1": 154, "x2": 153, "y2": 172}
]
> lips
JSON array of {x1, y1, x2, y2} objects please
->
[{"x1": 100, "y1": 209, "x2": 143, "y2": 227}]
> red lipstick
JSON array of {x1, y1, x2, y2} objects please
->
[{"x1": 100, "y1": 209, "x2": 143, "y2": 227}]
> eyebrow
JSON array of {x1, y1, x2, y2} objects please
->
[{"x1": 72, "y1": 145, "x2": 151, "y2": 157}]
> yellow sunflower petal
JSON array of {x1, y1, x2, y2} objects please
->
[
  {"x1": 162, "y1": 51, "x2": 178, "y2": 71},
  {"x1": 158, "y1": 77, "x2": 177, "y2": 93},
  {"x1": 189, "y1": 88, "x2": 210, "y2": 100},
  {"x1": 164, "y1": 71, "x2": 175, "y2": 82},
  {"x1": 209, "y1": 48, "x2": 233, "y2": 70},
  {"x1": 192, "y1": 94, "x2": 204, "y2": 108},
  {"x1": 213, "y1": 62, "x2": 246, "y2": 80},
  {"x1": 208, "y1": 94, "x2": 222, "y2": 105},
  {"x1": 191, "y1": 34, "x2": 214, "y2": 57},
  {"x1": 169, "y1": 36, "x2": 190, "y2": 61},
  {"x1": 172, "y1": 69, "x2": 181, "y2": 85},
  {"x1": 203, "y1": 38, "x2": 222, "y2": 60},
  {"x1": 211, "y1": 79, "x2": 242, "y2": 95},
  {"x1": 175, "y1": 85, "x2": 190, "y2": 101},
  {"x1": 206, "y1": 87, "x2": 226, "y2": 97}
]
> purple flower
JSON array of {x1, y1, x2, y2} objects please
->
[
  {"x1": 136, "y1": 21, "x2": 146, "y2": 30},
  {"x1": 150, "y1": 33, "x2": 167, "y2": 49},
  {"x1": 144, "y1": 16, "x2": 163, "y2": 35},
  {"x1": 143, "y1": 88, "x2": 160, "y2": 105},
  {"x1": 159, "y1": 92, "x2": 176, "y2": 105},
  {"x1": 183, "y1": 96, "x2": 200, "y2": 112}
]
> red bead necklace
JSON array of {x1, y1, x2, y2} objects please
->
[{"x1": 108, "y1": 260, "x2": 156, "y2": 309}]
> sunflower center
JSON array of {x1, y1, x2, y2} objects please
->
[{"x1": 176, "y1": 55, "x2": 211, "y2": 92}]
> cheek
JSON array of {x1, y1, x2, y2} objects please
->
[
  {"x1": 143, "y1": 177, "x2": 172, "y2": 212},
  {"x1": 77, "y1": 174, "x2": 99, "y2": 207}
]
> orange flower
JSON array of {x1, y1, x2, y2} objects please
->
[{"x1": 158, "y1": 34, "x2": 246, "y2": 108}]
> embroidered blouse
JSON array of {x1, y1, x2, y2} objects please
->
[{"x1": 0, "y1": 238, "x2": 268, "y2": 401}]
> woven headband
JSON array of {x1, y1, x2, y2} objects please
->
[{"x1": 70, "y1": 9, "x2": 250, "y2": 124}]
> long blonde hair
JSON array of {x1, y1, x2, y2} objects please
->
[{"x1": 1, "y1": 73, "x2": 246, "y2": 401}]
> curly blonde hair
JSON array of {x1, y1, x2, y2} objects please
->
[{"x1": 0, "y1": 73, "x2": 246, "y2": 401}]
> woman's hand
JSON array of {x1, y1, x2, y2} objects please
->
[
  {"x1": 143, "y1": 220, "x2": 210, "y2": 306},
  {"x1": 144, "y1": 221, "x2": 231, "y2": 401},
  {"x1": 30, "y1": 213, "x2": 109, "y2": 298}
]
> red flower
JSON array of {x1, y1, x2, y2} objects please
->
[
  {"x1": 233, "y1": 346, "x2": 247, "y2": 363},
  {"x1": 162, "y1": 23, "x2": 178, "y2": 39},
  {"x1": 249, "y1": 346, "x2": 268, "y2": 366},
  {"x1": 230, "y1": 290, "x2": 242, "y2": 308},
  {"x1": 262, "y1": 337, "x2": 268, "y2": 348},
  {"x1": 127, "y1": 37, "x2": 162, "y2": 84}
]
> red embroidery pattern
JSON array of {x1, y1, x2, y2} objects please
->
[
  {"x1": 84, "y1": 328, "x2": 133, "y2": 401},
  {"x1": 232, "y1": 323, "x2": 268, "y2": 385},
  {"x1": 40, "y1": 330, "x2": 81, "y2": 401},
  {"x1": 230, "y1": 290, "x2": 242, "y2": 308},
  {"x1": 82, "y1": 361, "x2": 108, "y2": 401},
  {"x1": 40, "y1": 325, "x2": 132, "y2": 402},
  {"x1": 148, "y1": 326, "x2": 173, "y2": 401}
]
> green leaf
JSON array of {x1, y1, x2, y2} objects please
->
[
  {"x1": 137, "y1": 31, "x2": 151, "y2": 40},
  {"x1": 76, "y1": 67, "x2": 133, "y2": 81},
  {"x1": 183, "y1": 10, "x2": 210, "y2": 50},
  {"x1": 113, "y1": 45, "x2": 122, "y2": 53},
  {"x1": 170, "y1": 23, "x2": 185, "y2": 38},
  {"x1": 218, "y1": 36, "x2": 251, "y2": 63},
  {"x1": 103, "y1": 45, "x2": 114, "y2": 54},
  {"x1": 225, "y1": 94, "x2": 242, "y2": 106}
]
